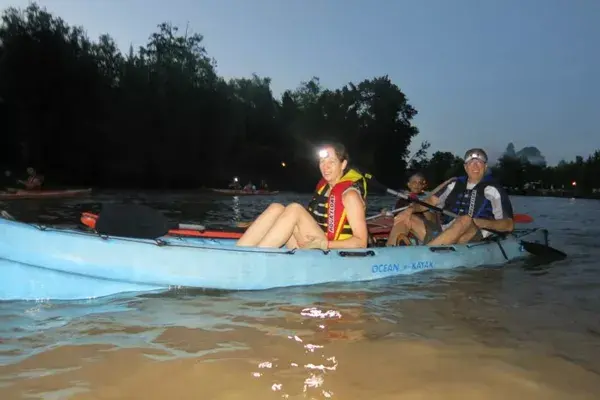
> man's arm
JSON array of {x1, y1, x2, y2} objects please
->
[
  {"x1": 474, "y1": 217, "x2": 514, "y2": 233},
  {"x1": 410, "y1": 194, "x2": 440, "y2": 213},
  {"x1": 475, "y1": 186, "x2": 514, "y2": 233}
]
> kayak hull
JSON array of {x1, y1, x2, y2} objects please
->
[
  {"x1": 0, "y1": 215, "x2": 548, "y2": 301},
  {"x1": 210, "y1": 188, "x2": 279, "y2": 196},
  {"x1": 0, "y1": 188, "x2": 92, "y2": 200}
]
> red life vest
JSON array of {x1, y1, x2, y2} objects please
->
[{"x1": 307, "y1": 169, "x2": 367, "y2": 241}]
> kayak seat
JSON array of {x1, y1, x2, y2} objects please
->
[{"x1": 95, "y1": 204, "x2": 172, "y2": 240}]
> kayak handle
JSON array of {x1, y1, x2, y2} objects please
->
[
  {"x1": 428, "y1": 246, "x2": 457, "y2": 253},
  {"x1": 337, "y1": 250, "x2": 376, "y2": 257}
]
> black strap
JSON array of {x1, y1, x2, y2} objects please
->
[{"x1": 95, "y1": 204, "x2": 172, "y2": 239}]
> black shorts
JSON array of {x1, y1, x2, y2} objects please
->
[{"x1": 418, "y1": 214, "x2": 483, "y2": 244}]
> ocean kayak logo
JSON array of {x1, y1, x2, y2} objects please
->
[{"x1": 371, "y1": 261, "x2": 434, "y2": 274}]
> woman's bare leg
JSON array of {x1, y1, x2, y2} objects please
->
[
  {"x1": 285, "y1": 226, "x2": 300, "y2": 249},
  {"x1": 236, "y1": 203, "x2": 285, "y2": 247},
  {"x1": 257, "y1": 203, "x2": 325, "y2": 248}
]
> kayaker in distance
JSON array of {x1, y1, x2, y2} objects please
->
[
  {"x1": 17, "y1": 167, "x2": 43, "y2": 190},
  {"x1": 389, "y1": 148, "x2": 514, "y2": 246},
  {"x1": 236, "y1": 142, "x2": 368, "y2": 249},
  {"x1": 228, "y1": 177, "x2": 241, "y2": 190}
]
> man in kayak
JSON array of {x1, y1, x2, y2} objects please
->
[
  {"x1": 389, "y1": 148, "x2": 514, "y2": 246},
  {"x1": 236, "y1": 142, "x2": 368, "y2": 249},
  {"x1": 17, "y1": 167, "x2": 43, "y2": 190}
]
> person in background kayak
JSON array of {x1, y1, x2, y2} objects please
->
[
  {"x1": 389, "y1": 148, "x2": 514, "y2": 246},
  {"x1": 236, "y1": 142, "x2": 368, "y2": 249},
  {"x1": 17, "y1": 167, "x2": 43, "y2": 190}
]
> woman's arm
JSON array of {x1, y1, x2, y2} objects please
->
[{"x1": 326, "y1": 189, "x2": 368, "y2": 249}]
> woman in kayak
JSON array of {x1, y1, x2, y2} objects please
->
[{"x1": 236, "y1": 142, "x2": 369, "y2": 249}]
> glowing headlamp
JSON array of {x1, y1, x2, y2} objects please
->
[
  {"x1": 463, "y1": 148, "x2": 488, "y2": 164},
  {"x1": 464, "y1": 151, "x2": 487, "y2": 164},
  {"x1": 318, "y1": 149, "x2": 329, "y2": 159}
]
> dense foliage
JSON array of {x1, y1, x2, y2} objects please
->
[
  {"x1": 0, "y1": 3, "x2": 597, "y2": 196},
  {"x1": 0, "y1": 3, "x2": 423, "y2": 191}
]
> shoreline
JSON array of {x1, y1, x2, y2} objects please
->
[{"x1": 506, "y1": 189, "x2": 600, "y2": 200}]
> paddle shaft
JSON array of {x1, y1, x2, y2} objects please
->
[{"x1": 366, "y1": 206, "x2": 409, "y2": 221}]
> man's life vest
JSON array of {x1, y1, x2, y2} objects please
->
[{"x1": 440, "y1": 175, "x2": 510, "y2": 225}]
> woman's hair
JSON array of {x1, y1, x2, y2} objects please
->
[{"x1": 320, "y1": 141, "x2": 349, "y2": 163}]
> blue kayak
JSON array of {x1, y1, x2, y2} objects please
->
[{"x1": 0, "y1": 214, "x2": 549, "y2": 301}]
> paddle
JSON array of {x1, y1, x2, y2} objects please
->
[{"x1": 362, "y1": 173, "x2": 566, "y2": 259}]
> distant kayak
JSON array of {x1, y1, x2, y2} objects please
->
[
  {"x1": 210, "y1": 188, "x2": 280, "y2": 196},
  {"x1": 0, "y1": 188, "x2": 92, "y2": 200}
]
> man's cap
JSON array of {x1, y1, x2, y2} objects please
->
[{"x1": 464, "y1": 148, "x2": 488, "y2": 164}]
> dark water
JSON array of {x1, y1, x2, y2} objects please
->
[{"x1": 0, "y1": 192, "x2": 599, "y2": 399}]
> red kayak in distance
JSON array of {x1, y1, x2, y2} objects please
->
[
  {"x1": 0, "y1": 188, "x2": 92, "y2": 200},
  {"x1": 210, "y1": 188, "x2": 280, "y2": 196}
]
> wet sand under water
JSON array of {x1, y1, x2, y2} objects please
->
[
  {"x1": 2, "y1": 328, "x2": 600, "y2": 400},
  {"x1": 2, "y1": 284, "x2": 600, "y2": 400}
]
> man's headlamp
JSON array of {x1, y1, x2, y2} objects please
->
[
  {"x1": 463, "y1": 148, "x2": 488, "y2": 164},
  {"x1": 318, "y1": 149, "x2": 329, "y2": 159},
  {"x1": 465, "y1": 153, "x2": 486, "y2": 163}
]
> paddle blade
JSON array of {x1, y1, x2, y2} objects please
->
[
  {"x1": 521, "y1": 240, "x2": 567, "y2": 259},
  {"x1": 514, "y1": 214, "x2": 534, "y2": 223}
]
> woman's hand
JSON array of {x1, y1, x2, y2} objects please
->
[{"x1": 301, "y1": 235, "x2": 328, "y2": 250}]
